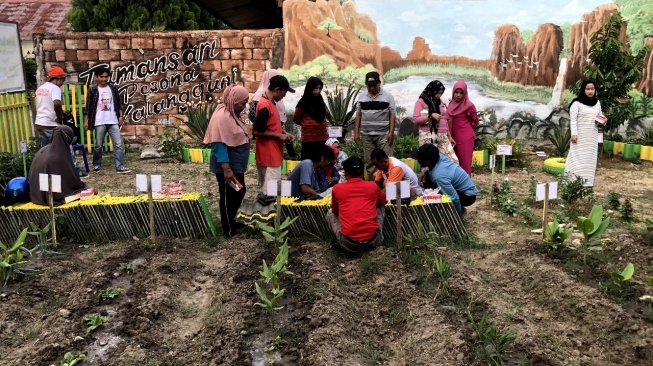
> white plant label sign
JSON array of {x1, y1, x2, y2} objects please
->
[{"x1": 496, "y1": 144, "x2": 512, "y2": 156}]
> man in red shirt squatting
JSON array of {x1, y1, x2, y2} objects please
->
[
  {"x1": 327, "y1": 156, "x2": 387, "y2": 254},
  {"x1": 253, "y1": 75, "x2": 295, "y2": 196}
]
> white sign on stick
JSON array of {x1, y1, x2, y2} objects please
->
[
  {"x1": 266, "y1": 180, "x2": 292, "y2": 197},
  {"x1": 266, "y1": 180, "x2": 278, "y2": 197},
  {"x1": 386, "y1": 181, "x2": 411, "y2": 200},
  {"x1": 598, "y1": 133, "x2": 604, "y2": 143},
  {"x1": 548, "y1": 181, "x2": 558, "y2": 200},
  {"x1": 328, "y1": 126, "x2": 343, "y2": 138},
  {"x1": 136, "y1": 174, "x2": 148, "y2": 192},
  {"x1": 489, "y1": 155, "x2": 496, "y2": 169},
  {"x1": 535, "y1": 182, "x2": 559, "y2": 201},
  {"x1": 20, "y1": 140, "x2": 27, "y2": 153},
  {"x1": 39, "y1": 173, "x2": 62, "y2": 193},
  {"x1": 496, "y1": 144, "x2": 513, "y2": 156},
  {"x1": 151, "y1": 175, "x2": 162, "y2": 192}
]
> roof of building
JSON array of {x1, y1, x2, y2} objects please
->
[{"x1": 0, "y1": 0, "x2": 70, "y2": 41}]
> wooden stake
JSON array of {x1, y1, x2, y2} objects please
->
[
  {"x1": 48, "y1": 174, "x2": 58, "y2": 248},
  {"x1": 275, "y1": 180, "x2": 282, "y2": 232},
  {"x1": 542, "y1": 182, "x2": 549, "y2": 239},
  {"x1": 147, "y1": 175, "x2": 156, "y2": 243},
  {"x1": 396, "y1": 183, "x2": 403, "y2": 251}
]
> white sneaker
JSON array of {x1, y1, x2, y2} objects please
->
[{"x1": 116, "y1": 168, "x2": 132, "y2": 174}]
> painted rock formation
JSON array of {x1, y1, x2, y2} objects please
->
[
  {"x1": 524, "y1": 23, "x2": 563, "y2": 87},
  {"x1": 283, "y1": 0, "x2": 383, "y2": 72},
  {"x1": 489, "y1": 25, "x2": 526, "y2": 84},
  {"x1": 636, "y1": 37, "x2": 653, "y2": 97}
]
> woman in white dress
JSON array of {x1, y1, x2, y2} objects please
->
[{"x1": 565, "y1": 80, "x2": 602, "y2": 187}]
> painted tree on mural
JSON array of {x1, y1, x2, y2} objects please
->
[
  {"x1": 317, "y1": 18, "x2": 343, "y2": 37},
  {"x1": 615, "y1": 0, "x2": 653, "y2": 54},
  {"x1": 66, "y1": 0, "x2": 228, "y2": 32},
  {"x1": 570, "y1": 13, "x2": 650, "y2": 131}
]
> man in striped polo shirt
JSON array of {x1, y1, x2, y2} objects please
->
[{"x1": 354, "y1": 71, "x2": 396, "y2": 178}]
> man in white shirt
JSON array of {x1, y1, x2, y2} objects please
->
[
  {"x1": 84, "y1": 66, "x2": 131, "y2": 173},
  {"x1": 34, "y1": 66, "x2": 66, "y2": 146}
]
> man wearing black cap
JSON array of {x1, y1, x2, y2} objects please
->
[
  {"x1": 253, "y1": 74, "x2": 295, "y2": 200},
  {"x1": 354, "y1": 71, "x2": 396, "y2": 178},
  {"x1": 413, "y1": 144, "x2": 478, "y2": 219},
  {"x1": 327, "y1": 156, "x2": 387, "y2": 253}
]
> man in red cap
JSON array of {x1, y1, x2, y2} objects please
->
[{"x1": 35, "y1": 66, "x2": 66, "y2": 146}]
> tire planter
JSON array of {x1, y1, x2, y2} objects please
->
[{"x1": 543, "y1": 157, "x2": 566, "y2": 175}]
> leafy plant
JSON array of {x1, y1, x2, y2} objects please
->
[
  {"x1": 603, "y1": 262, "x2": 636, "y2": 300},
  {"x1": 639, "y1": 127, "x2": 653, "y2": 146},
  {"x1": 50, "y1": 352, "x2": 86, "y2": 366},
  {"x1": 83, "y1": 314, "x2": 108, "y2": 333},
  {"x1": 1, "y1": 228, "x2": 33, "y2": 286},
  {"x1": 643, "y1": 219, "x2": 653, "y2": 246},
  {"x1": 607, "y1": 192, "x2": 621, "y2": 211},
  {"x1": 553, "y1": 209, "x2": 570, "y2": 224},
  {"x1": 546, "y1": 125, "x2": 571, "y2": 157},
  {"x1": 620, "y1": 196, "x2": 634, "y2": 222},
  {"x1": 544, "y1": 219, "x2": 573, "y2": 251},
  {"x1": 424, "y1": 252, "x2": 451, "y2": 298},
  {"x1": 325, "y1": 83, "x2": 362, "y2": 136},
  {"x1": 574, "y1": 205, "x2": 610, "y2": 268},
  {"x1": 559, "y1": 174, "x2": 593, "y2": 204},
  {"x1": 157, "y1": 128, "x2": 186, "y2": 160},
  {"x1": 256, "y1": 217, "x2": 298, "y2": 249},
  {"x1": 570, "y1": 13, "x2": 650, "y2": 132},
  {"x1": 485, "y1": 137, "x2": 529, "y2": 168},
  {"x1": 120, "y1": 262, "x2": 134, "y2": 273},
  {"x1": 467, "y1": 306, "x2": 515, "y2": 365},
  {"x1": 392, "y1": 135, "x2": 419, "y2": 159},
  {"x1": 99, "y1": 286, "x2": 123, "y2": 300},
  {"x1": 340, "y1": 139, "x2": 363, "y2": 158},
  {"x1": 173, "y1": 101, "x2": 218, "y2": 147}
]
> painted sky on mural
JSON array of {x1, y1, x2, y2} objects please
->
[{"x1": 355, "y1": 0, "x2": 609, "y2": 59}]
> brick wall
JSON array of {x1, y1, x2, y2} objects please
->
[{"x1": 34, "y1": 30, "x2": 284, "y2": 145}]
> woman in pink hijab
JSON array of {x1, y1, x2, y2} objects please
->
[
  {"x1": 249, "y1": 69, "x2": 288, "y2": 123},
  {"x1": 445, "y1": 80, "x2": 478, "y2": 176},
  {"x1": 204, "y1": 85, "x2": 250, "y2": 238}
]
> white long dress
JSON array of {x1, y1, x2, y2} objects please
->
[{"x1": 565, "y1": 100, "x2": 601, "y2": 187}]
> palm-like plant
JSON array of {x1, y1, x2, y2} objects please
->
[
  {"x1": 325, "y1": 84, "x2": 362, "y2": 136},
  {"x1": 546, "y1": 125, "x2": 571, "y2": 157},
  {"x1": 174, "y1": 102, "x2": 219, "y2": 146}
]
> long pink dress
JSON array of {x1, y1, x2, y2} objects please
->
[{"x1": 446, "y1": 80, "x2": 478, "y2": 176}]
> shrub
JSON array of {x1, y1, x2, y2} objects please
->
[
  {"x1": 559, "y1": 174, "x2": 593, "y2": 204},
  {"x1": 392, "y1": 135, "x2": 418, "y2": 159},
  {"x1": 174, "y1": 101, "x2": 219, "y2": 147},
  {"x1": 546, "y1": 125, "x2": 571, "y2": 157}
]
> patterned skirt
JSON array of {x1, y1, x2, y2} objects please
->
[{"x1": 419, "y1": 131, "x2": 459, "y2": 164}]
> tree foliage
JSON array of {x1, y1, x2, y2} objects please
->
[
  {"x1": 65, "y1": 0, "x2": 229, "y2": 32},
  {"x1": 615, "y1": 0, "x2": 653, "y2": 54},
  {"x1": 317, "y1": 17, "x2": 343, "y2": 37},
  {"x1": 521, "y1": 29, "x2": 534, "y2": 46},
  {"x1": 570, "y1": 13, "x2": 650, "y2": 131}
]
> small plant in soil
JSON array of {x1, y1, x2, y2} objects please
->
[
  {"x1": 559, "y1": 174, "x2": 593, "y2": 204},
  {"x1": 27, "y1": 221, "x2": 60, "y2": 254},
  {"x1": 256, "y1": 217, "x2": 298, "y2": 248},
  {"x1": 1, "y1": 228, "x2": 33, "y2": 286},
  {"x1": 643, "y1": 219, "x2": 653, "y2": 246},
  {"x1": 602, "y1": 262, "x2": 635, "y2": 300},
  {"x1": 49, "y1": 352, "x2": 86, "y2": 366},
  {"x1": 544, "y1": 219, "x2": 573, "y2": 252},
  {"x1": 552, "y1": 208, "x2": 570, "y2": 224},
  {"x1": 466, "y1": 306, "x2": 515, "y2": 365},
  {"x1": 120, "y1": 262, "x2": 134, "y2": 273},
  {"x1": 424, "y1": 252, "x2": 451, "y2": 298},
  {"x1": 641, "y1": 276, "x2": 653, "y2": 321},
  {"x1": 99, "y1": 286, "x2": 123, "y2": 300},
  {"x1": 83, "y1": 314, "x2": 108, "y2": 333},
  {"x1": 141, "y1": 240, "x2": 156, "y2": 251},
  {"x1": 607, "y1": 192, "x2": 621, "y2": 211},
  {"x1": 573, "y1": 205, "x2": 610, "y2": 269},
  {"x1": 620, "y1": 196, "x2": 634, "y2": 222}
]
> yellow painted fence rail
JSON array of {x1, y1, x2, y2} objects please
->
[{"x1": 0, "y1": 92, "x2": 32, "y2": 154}]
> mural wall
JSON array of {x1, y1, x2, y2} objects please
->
[{"x1": 280, "y1": 0, "x2": 653, "y2": 140}]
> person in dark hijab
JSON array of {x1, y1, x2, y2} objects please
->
[
  {"x1": 29, "y1": 125, "x2": 86, "y2": 206},
  {"x1": 413, "y1": 80, "x2": 458, "y2": 162},
  {"x1": 565, "y1": 79, "x2": 602, "y2": 187},
  {"x1": 293, "y1": 76, "x2": 328, "y2": 161}
]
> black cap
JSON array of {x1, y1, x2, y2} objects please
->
[
  {"x1": 411, "y1": 144, "x2": 439, "y2": 161},
  {"x1": 269, "y1": 75, "x2": 295, "y2": 93},
  {"x1": 365, "y1": 71, "x2": 381, "y2": 86},
  {"x1": 342, "y1": 156, "x2": 364, "y2": 176}
]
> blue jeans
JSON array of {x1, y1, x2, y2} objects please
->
[{"x1": 92, "y1": 124, "x2": 124, "y2": 170}]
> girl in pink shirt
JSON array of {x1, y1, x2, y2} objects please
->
[
  {"x1": 445, "y1": 80, "x2": 478, "y2": 176},
  {"x1": 413, "y1": 80, "x2": 458, "y2": 164}
]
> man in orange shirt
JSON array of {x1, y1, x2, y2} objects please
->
[
  {"x1": 327, "y1": 157, "x2": 387, "y2": 254},
  {"x1": 370, "y1": 148, "x2": 422, "y2": 195}
]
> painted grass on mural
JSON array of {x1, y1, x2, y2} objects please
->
[{"x1": 384, "y1": 64, "x2": 553, "y2": 104}]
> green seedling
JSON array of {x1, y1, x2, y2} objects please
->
[
  {"x1": 574, "y1": 205, "x2": 610, "y2": 268},
  {"x1": 424, "y1": 252, "x2": 451, "y2": 298},
  {"x1": 255, "y1": 282, "x2": 285, "y2": 324},
  {"x1": 99, "y1": 286, "x2": 123, "y2": 300},
  {"x1": 544, "y1": 219, "x2": 573, "y2": 251},
  {"x1": 50, "y1": 352, "x2": 86, "y2": 366},
  {"x1": 141, "y1": 240, "x2": 156, "y2": 250},
  {"x1": 256, "y1": 217, "x2": 298, "y2": 248},
  {"x1": 607, "y1": 192, "x2": 621, "y2": 211},
  {"x1": 603, "y1": 262, "x2": 636, "y2": 300},
  {"x1": 120, "y1": 262, "x2": 134, "y2": 273},
  {"x1": 1, "y1": 228, "x2": 34, "y2": 286},
  {"x1": 466, "y1": 307, "x2": 515, "y2": 365},
  {"x1": 83, "y1": 315, "x2": 108, "y2": 333}
]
